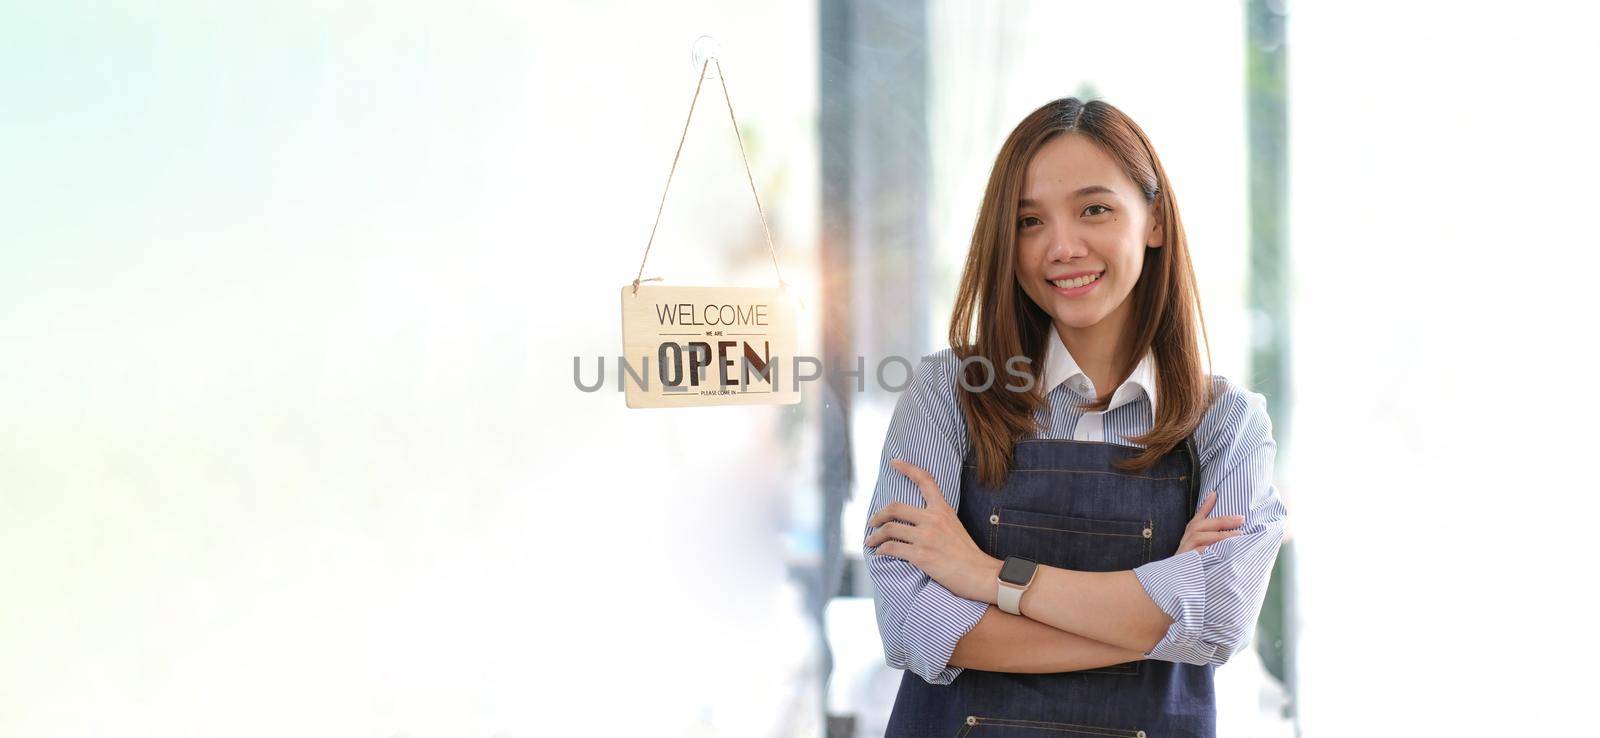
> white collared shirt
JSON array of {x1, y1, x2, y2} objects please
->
[{"x1": 1040, "y1": 323, "x2": 1159, "y2": 442}]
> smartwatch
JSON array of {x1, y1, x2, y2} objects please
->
[{"x1": 997, "y1": 555, "x2": 1039, "y2": 615}]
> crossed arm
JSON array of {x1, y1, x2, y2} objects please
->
[
  {"x1": 865, "y1": 364, "x2": 1287, "y2": 684},
  {"x1": 870, "y1": 460, "x2": 1244, "y2": 673},
  {"x1": 948, "y1": 603, "x2": 1150, "y2": 673}
]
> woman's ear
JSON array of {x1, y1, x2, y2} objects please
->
[{"x1": 1146, "y1": 203, "x2": 1165, "y2": 248}]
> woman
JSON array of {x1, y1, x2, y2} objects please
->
[{"x1": 863, "y1": 97, "x2": 1288, "y2": 738}]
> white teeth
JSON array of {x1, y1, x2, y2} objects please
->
[{"x1": 1051, "y1": 272, "x2": 1102, "y2": 289}]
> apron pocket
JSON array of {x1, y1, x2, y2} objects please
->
[
  {"x1": 991, "y1": 507, "x2": 1153, "y2": 677},
  {"x1": 992, "y1": 507, "x2": 1153, "y2": 573},
  {"x1": 956, "y1": 715, "x2": 1146, "y2": 737}
]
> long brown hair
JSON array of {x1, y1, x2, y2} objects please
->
[{"x1": 950, "y1": 97, "x2": 1214, "y2": 487}]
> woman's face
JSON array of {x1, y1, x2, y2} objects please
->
[{"x1": 1013, "y1": 133, "x2": 1162, "y2": 337}]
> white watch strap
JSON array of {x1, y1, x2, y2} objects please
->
[{"x1": 997, "y1": 580, "x2": 1026, "y2": 615}]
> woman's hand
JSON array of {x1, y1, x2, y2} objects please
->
[
  {"x1": 1177, "y1": 490, "x2": 1245, "y2": 556},
  {"x1": 865, "y1": 458, "x2": 1003, "y2": 604}
]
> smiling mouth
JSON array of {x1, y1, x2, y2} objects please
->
[{"x1": 1049, "y1": 271, "x2": 1104, "y2": 290}]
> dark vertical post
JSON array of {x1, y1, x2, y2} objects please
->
[
  {"x1": 817, "y1": 4, "x2": 857, "y2": 735},
  {"x1": 818, "y1": 0, "x2": 929, "y2": 594},
  {"x1": 818, "y1": 0, "x2": 854, "y2": 605},
  {"x1": 819, "y1": 1, "x2": 929, "y2": 734},
  {"x1": 851, "y1": 1, "x2": 932, "y2": 365},
  {"x1": 1246, "y1": 0, "x2": 1298, "y2": 728}
]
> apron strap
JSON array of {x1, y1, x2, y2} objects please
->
[{"x1": 1181, "y1": 435, "x2": 1202, "y2": 514}]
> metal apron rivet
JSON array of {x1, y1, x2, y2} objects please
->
[
  {"x1": 989, "y1": 514, "x2": 999, "y2": 525},
  {"x1": 966, "y1": 716, "x2": 977, "y2": 726},
  {"x1": 1136, "y1": 732, "x2": 1146, "y2": 738},
  {"x1": 1142, "y1": 527, "x2": 1153, "y2": 539}
]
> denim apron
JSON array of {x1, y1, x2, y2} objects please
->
[{"x1": 883, "y1": 437, "x2": 1215, "y2": 738}]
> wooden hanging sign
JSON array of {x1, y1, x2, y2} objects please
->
[
  {"x1": 620, "y1": 284, "x2": 800, "y2": 408},
  {"x1": 622, "y1": 52, "x2": 801, "y2": 408}
]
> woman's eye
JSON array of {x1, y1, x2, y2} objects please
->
[
  {"x1": 1017, "y1": 215, "x2": 1042, "y2": 229},
  {"x1": 1082, "y1": 204, "x2": 1111, "y2": 217}
]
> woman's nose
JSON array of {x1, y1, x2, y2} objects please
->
[{"x1": 1046, "y1": 230, "x2": 1088, "y2": 261}]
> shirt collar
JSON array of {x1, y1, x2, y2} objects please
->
[{"x1": 1041, "y1": 323, "x2": 1159, "y2": 415}]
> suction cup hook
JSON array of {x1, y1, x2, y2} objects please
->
[{"x1": 691, "y1": 35, "x2": 723, "y2": 80}]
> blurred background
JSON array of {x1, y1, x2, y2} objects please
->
[{"x1": 4, "y1": 1, "x2": 1599, "y2": 736}]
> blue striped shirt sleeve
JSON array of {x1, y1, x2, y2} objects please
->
[
  {"x1": 863, "y1": 354, "x2": 990, "y2": 685},
  {"x1": 1131, "y1": 384, "x2": 1289, "y2": 666}
]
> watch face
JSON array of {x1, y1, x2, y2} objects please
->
[{"x1": 999, "y1": 556, "x2": 1037, "y2": 585}]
